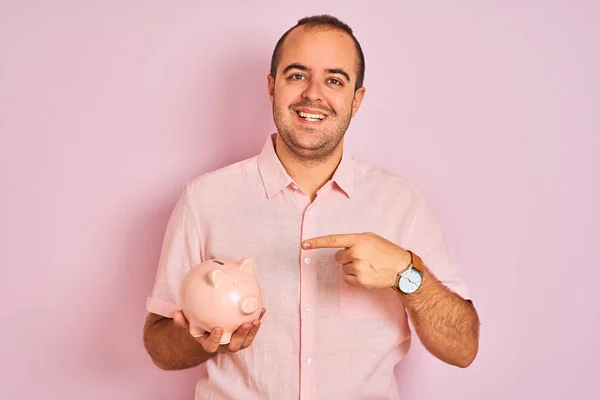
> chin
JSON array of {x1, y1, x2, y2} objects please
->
[{"x1": 291, "y1": 130, "x2": 327, "y2": 148}]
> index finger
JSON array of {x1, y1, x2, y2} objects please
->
[
  {"x1": 258, "y1": 307, "x2": 266, "y2": 320},
  {"x1": 302, "y1": 234, "x2": 359, "y2": 249}
]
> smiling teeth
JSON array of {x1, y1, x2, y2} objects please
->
[{"x1": 298, "y1": 111, "x2": 325, "y2": 121}]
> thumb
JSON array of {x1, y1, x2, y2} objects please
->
[{"x1": 172, "y1": 310, "x2": 189, "y2": 329}]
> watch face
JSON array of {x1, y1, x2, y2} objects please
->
[{"x1": 399, "y1": 269, "x2": 422, "y2": 294}]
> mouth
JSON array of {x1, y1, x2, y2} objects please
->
[{"x1": 295, "y1": 110, "x2": 327, "y2": 123}]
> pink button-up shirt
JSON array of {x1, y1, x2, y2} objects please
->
[{"x1": 146, "y1": 133, "x2": 470, "y2": 400}]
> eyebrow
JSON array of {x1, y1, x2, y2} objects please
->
[{"x1": 282, "y1": 63, "x2": 351, "y2": 83}]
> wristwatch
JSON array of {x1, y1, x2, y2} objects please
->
[{"x1": 392, "y1": 250, "x2": 423, "y2": 294}]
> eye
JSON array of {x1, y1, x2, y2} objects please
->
[
  {"x1": 289, "y1": 74, "x2": 306, "y2": 80},
  {"x1": 328, "y1": 78, "x2": 343, "y2": 86}
]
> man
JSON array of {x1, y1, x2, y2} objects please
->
[{"x1": 143, "y1": 14, "x2": 480, "y2": 400}]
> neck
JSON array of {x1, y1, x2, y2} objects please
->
[{"x1": 274, "y1": 134, "x2": 343, "y2": 201}]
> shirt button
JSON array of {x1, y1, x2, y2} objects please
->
[
  {"x1": 305, "y1": 357, "x2": 312, "y2": 364},
  {"x1": 304, "y1": 306, "x2": 311, "y2": 313},
  {"x1": 304, "y1": 257, "x2": 311, "y2": 264}
]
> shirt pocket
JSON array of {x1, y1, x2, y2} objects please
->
[{"x1": 339, "y1": 278, "x2": 399, "y2": 319}]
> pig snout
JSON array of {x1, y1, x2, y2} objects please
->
[{"x1": 240, "y1": 296, "x2": 259, "y2": 314}]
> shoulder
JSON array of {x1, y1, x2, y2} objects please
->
[
  {"x1": 351, "y1": 157, "x2": 427, "y2": 204},
  {"x1": 182, "y1": 155, "x2": 260, "y2": 200}
]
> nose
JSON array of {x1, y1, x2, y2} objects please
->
[
  {"x1": 241, "y1": 296, "x2": 259, "y2": 314},
  {"x1": 301, "y1": 79, "x2": 324, "y2": 102}
]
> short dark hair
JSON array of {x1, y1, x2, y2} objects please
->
[{"x1": 269, "y1": 15, "x2": 365, "y2": 91}]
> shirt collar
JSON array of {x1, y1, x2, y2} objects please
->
[{"x1": 257, "y1": 133, "x2": 354, "y2": 199}]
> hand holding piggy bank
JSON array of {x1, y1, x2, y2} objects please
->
[{"x1": 179, "y1": 258, "x2": 264, "y2": 346}]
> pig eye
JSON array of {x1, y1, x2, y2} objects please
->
[
  {"x1": 233, "y1": 282, "x2": 239, "y2": 287},
  {"x1": 242, "y1": 279, "x2": 247, "y2": 284},
  {"x1": 211, "y1": 260, "x2": 225, "y2": 265}
]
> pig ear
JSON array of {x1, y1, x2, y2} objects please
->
[
  {"x1": 238, "y1": 258, "x2": 255, "y2": 273},
  {"x1": 206, "y1": 269, "x2": 227, "y2": 287}
]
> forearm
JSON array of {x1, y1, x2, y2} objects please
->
[
  {"x1": 143, "y1": 313, "x2": 215, "y2": 370},
  {"x1": 399, "y1": 254, "x2": 480, "y2": 368}
]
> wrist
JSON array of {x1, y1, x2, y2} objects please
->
[{"x1": 391, "y1": 250, "x2": 424, "y2": 295}]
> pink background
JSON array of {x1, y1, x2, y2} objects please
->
[{"x1": 1, "y1": 1, "x2": 598, "y2": 399}]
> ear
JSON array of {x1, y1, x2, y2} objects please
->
[
  {"x1": 206, "y1": 269, "x2": 227, "y2": 287},
  {"x1": 267, "y1": 74, "x2": 275, "y2": 104},
  {"x1": 351, "y1": 86, "x2": 366, "y2": 118},
  {"x1": 238, "y1": 258, "x2": 255, "y2": 274}
]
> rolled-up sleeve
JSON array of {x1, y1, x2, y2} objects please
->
[
  {"x1": 146, "y1": 184, "x2": 203, "y2": 318},
  {"x1": 404, "y1": 197, "x2": 471, "y2": 301}
]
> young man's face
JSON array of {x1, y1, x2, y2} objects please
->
[{"x1": 268, "y1": 26, "x2": 365, "y2": 162}]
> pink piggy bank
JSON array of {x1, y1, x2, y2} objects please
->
[{"x1": 179, "y1": 257, "x2": 263, "y2": 344}]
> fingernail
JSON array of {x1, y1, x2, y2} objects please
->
[{"x1": 302, "y1": 242, "x2": 311, "y2": 248}]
